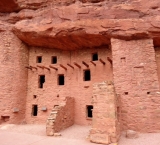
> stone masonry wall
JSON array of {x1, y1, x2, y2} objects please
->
[
  {"x1": 26, "y1": 46, "x2": 112, "y2": 125},
  {"x1": 0, "y1": 31, "x2": 28, "y2": 124},
  {"x1": 46, "y1": 97, "x2": 74, "y2": 136},
  {"x1": 155, "y1": 47, "x2": 160, "y2": 87},
  {"x1": 89, "y1": 81, "x2": 119, "y2": 145},
  {"x1": 112, "y1": 38, "x2": 160, "y2": 132}
]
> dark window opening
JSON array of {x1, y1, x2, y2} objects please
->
[
  {"x1": 33, "y1": 95, "x2": 37, "y2": 99},
  {"x1": 117, "y1": 107, "x2": 120, "y2": 121},
  {"x1": 87, "y1": 105, "x2": 93, "y2": 118},
  {"x1": 147, "y1": 92, "x2": 150, "y2": 95},
  {"x1": 121, "y1": 57, "x2": 126, "y2": 62},
  {"x1": 37, "y1": 56, "x2": 42, "y2": 63},
  {"x1": 51, "y1": 56, "x2": 57, "y2": 64},
  {"x1": 32, "y1": 105, "x2": 38, "y2": 116},
  {"x1": 124, "y1": 92, "x2": 128, "y2": 95},
  {"x1": 1, "y1": 116, "x2": 10, "y2": 122},
  {"x1": 84, "y1": 70, "x2": 91, "y2": 81},
  {"x1": 39, "y1": 75, "x2": 45, "y2": 88},
  {"x1": 58, "y1": 75, "x2": 64, "y2": 85},
  {"x1": 92, "y1": 53, "x2": 98, "y2": 61}
]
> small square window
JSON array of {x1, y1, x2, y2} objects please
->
[
  {"x1": 121, "y1": 57, "x2": 126, "y2": 62},
  {"x1": 37, "y1": 56, "x2": 42, "y2": 63},
  {"x1": 84, "y1": 70, "x2": 91, "y2": 81},
  {"x1": 51, "y1": 56, "x2": 57, "y2": 64},
  {"x1": 86, "y1": 105, "x2": 93, "y2": 118},
  {"x1": 92, "y1": 53, "x2": 98, "y2": 61},
  {"x1": 33, "y1": 95, "x2": 37, "y2": 99},
  {"x1": 32, "y1": 105, "x2": 38, "y2": 116},
  {"x1": 58, "y1": 74, "x2": 64, "y2": 85}
]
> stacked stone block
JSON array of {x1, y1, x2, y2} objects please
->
[
  {"x1": 112, "y1": 38, "x2": 160, "y2": 132},
  {"x1": 89, "y1": 81, "x2": 120, "y2": 145},
  {"x1": 46, "y1": 97, "x2": 74, "y2": 136},
  {"x1": 0, "y1": 31, "x2": 28, "y2": 124},
  {"x1": 46, "y1": 106, "x2": 59, "y2": 136}
]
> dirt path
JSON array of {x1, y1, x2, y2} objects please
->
[{"x1": 0, "y1": 124, "x2": 160, "y2": 145}]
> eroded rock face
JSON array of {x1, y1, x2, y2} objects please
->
[
  {"x1": 0, "y1": 0, "x2": 75, "y2": 12},
  {"x1": 12, "y1": 16, "x2": 160, "y2": 50},
  {"x1": 0, "y1": 0, "x2": 160, "y2": 50},
  {"x1": 0, "y1": 0, "x2": 19, "y2": 12}
]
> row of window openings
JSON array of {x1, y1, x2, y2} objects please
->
[
  {"x1": 36, "y1": 53, "x2": 98, "y2": 64},
  {"x1": 32, "y1": 105, "x2": 93, "y2": 118},
  {"x1": 39, "y1": 70, "x2": 91, "y2": 88},
  {"x1": 37, "y1": 56, "x2": 57, "y2": 64},
  {"x1": 37, "y1": 92, "x2": 150, "y2": 97},
  {"x1": 124, "y1": 92, "x2": 151, "y2": 95}
]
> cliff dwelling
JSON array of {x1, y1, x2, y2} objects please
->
[{"x1": 0, "y1": 0, "x2": 160, "y2": 144}]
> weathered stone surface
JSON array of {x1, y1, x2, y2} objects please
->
[
  {"x1": 46, "y1": 97, "x2": 74, "y2": 135},
  {"x1": 54, "y1": 133, "x2": 62, "y2": 137},
  {"x1": 0, "y1": 0, "x2": 66, "y2": 12},
  {"x1": 89, "y1": 81, "x2": 120, "y2": 144},
  {"x1": 26, "y1": 45, "x2": 112, "y2": 125},
  {"x1": 0, "y1": 21, "x2": 13, "y2": 31},
  {"x1": 0, "y1": 0, "x2": 160, "y2": 49},
  {"x1": 12, "y1": 16, "x2": 160, "y2": 50},
  {"x1": 0, "y1": 31, "x2": 28, "y2": 124},
  {"x1": 112, "y1": 38, "x2": 160, "y2": 132},
  {"x1": 0, "y1": 0, "x2": 19, "y2": 12},
  {"x1": 90, "y1": 133, "x2": 109, "y2": 144},
  {"x1": 109, "y1": 143, "x2": 118, "y2": 145}
]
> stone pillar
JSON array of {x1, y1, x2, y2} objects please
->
[
  {"x1": 0, "y1": 31, "x2": 28, "y2": 124},
  {"x1": 89, "y1": 81, "x2": 120, "y2": 145},
  {"x1": 112, "y1": 38, "x2": 160, "y2": 132}
]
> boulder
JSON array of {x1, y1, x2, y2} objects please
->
[{"x1": 126, "y1": 130, "x2": 139, "y2": 139}]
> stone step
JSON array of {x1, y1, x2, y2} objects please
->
[
  {"x1": 51, "y1": 111, "x2": 58, "y2": 114},
  {"x1": 48, "y1": 118, "x2": 55, "y2": 120}
]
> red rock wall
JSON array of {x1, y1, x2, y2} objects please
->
[
  {"x1": 25, "y1": 46, "x2": 112, "y2": 125},
  {"x1": 112, "y1": 38, "x2": 160, "y2": 132},
  {"x1": 0, "y1": 31, "x2": 28, "y2": 124}
]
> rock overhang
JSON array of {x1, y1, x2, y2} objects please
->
[
  {"x1": 12, "y1": 17, "x2": 160, "y2": 50},
  {"x1": 0, "y1": 0, "x2": 160, "y2": 50}
]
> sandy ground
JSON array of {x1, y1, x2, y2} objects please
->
[
  {"x1": 0, "y1": 124, "x2": 160, "y2": 145},
  {"x1": 119, "y1": 132, "x2": 160, "y2": 145}
]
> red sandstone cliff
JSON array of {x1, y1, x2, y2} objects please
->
[
  {"x1": 1, "y1": 0, "x2": 160, "y2": 136},
  {"x1": 0, "y1": 0, "x2": 160, "y2": 49}
]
